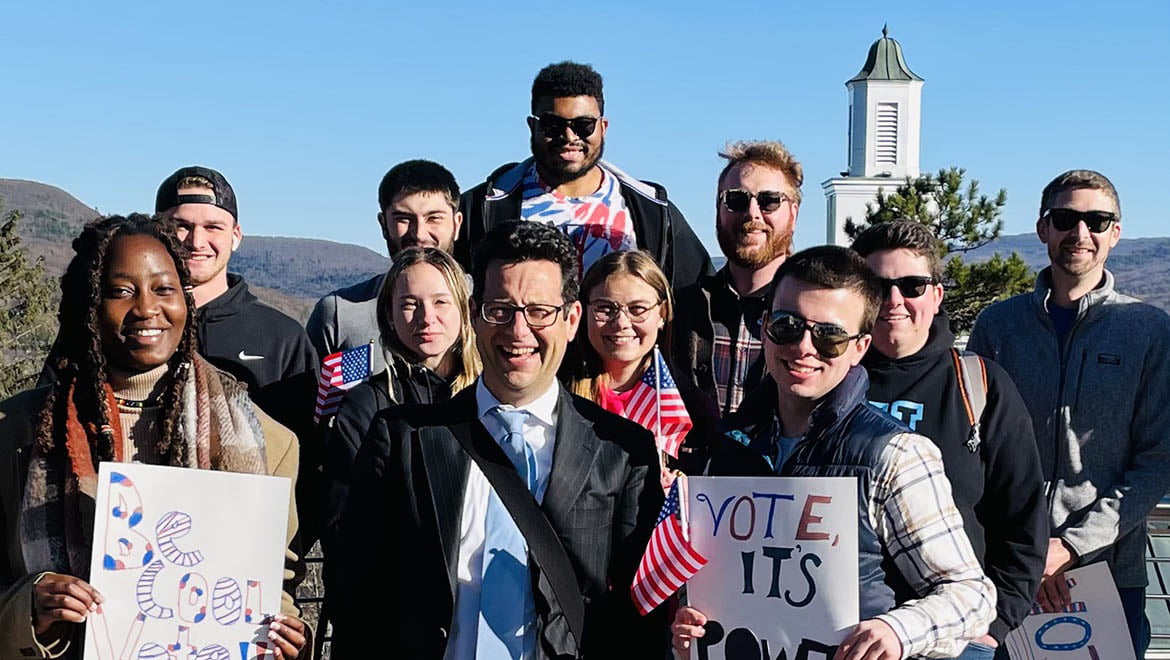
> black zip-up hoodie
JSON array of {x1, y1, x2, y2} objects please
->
[
  {"x1": 862, "y1": 314, "x2": 1048, "y2": 642},
  {"x1": 321, "y1": 354, "x2": 452, "y2": 612}
]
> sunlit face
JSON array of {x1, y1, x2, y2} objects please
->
[
  {"x1": 765, "y1": 278, "x2": 870, "y2": 405},
  {"x1": 717, "y1": 163, "x2": 798, "y2": 271},
  {"x1": 390, "y1": 263, "x2": 462, "y2": 365},
  {"x1": 98, "y1": 234, "x2": 188, "y2": 373},
  {"x1": 585, "y1": 274, "x2": 664, "y2": 374},
  {"x1": 528, "y1": 96, "x2": 607, "y2": 183},
  {"x1": 165, "y1": 186, "x2": 240, "y2": 288},
  {"x1": 378, "y1": 191, "x2": 462, "y2": 256},
  {"x1": 1036, "y1": 187, "x2": 1121, "y2": 279},
  {"x1": 473, "y1": 259, "x2": 581, "y2": 405},
  {"x1": 865, "y1": 249, "x2": 943, "y2": 359}
]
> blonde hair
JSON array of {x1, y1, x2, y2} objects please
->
[
  {"x1": 717, "y1": 140, "x2": 804, "y2": 205},
  {"x1": 177, "y1": 175, "x2": 214, "y2": 191},
  {"x1": 570, "y1": 250, "x2": 673, "y2": 401},
  {"x1": 376, "y1": 247, "x2": 480, "y2": 397}
]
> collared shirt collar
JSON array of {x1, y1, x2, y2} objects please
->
[{"x1": 474, "y1": 377, "x2": 559, "y2": 428}]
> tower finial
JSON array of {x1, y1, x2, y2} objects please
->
[{"x1": 882, "y1": 23, "x2": 889, "y2": 38}]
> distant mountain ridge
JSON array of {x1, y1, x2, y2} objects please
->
[
  {"x1": 0, "y1": 178, "x2": 389, "y2": 321},
  {"x1": 718, "y1": 230, "x2": 1170, "y2": 312},
  {"x1": 5, "y1": 177, "x2": 1167, "y2": 318}
]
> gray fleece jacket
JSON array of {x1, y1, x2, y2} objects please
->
[{"x1": 968, "y1": 268, "x2": 1170, "y2": 588}]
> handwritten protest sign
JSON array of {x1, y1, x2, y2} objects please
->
[
  {"x1": 84, "y1": 463, "x2": 290, "y2": 660},
  {"x1": 1005, "y1": 562, "x2": 1135, "y2": 660},
  {"x1": 686, "y1": 476, "x2": 858, "y2": 660}
]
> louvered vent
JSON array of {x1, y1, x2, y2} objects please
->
[{"x1": 875, "y1": 103, "x2": 898, "y2": 165}]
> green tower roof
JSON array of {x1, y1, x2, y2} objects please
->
[{"x1": 847, "y1": 25, "x2": 923, "y2": 83}]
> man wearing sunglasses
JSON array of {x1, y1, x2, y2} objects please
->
[
  {"x1": 457, "y1": 60, "x2": 712, "y2": 289},
  {"x1": 854, "y1": 222, "x2": 1046, "y2": 660},
  {"x1": 673, "y1": 140, "x2": 802, "y2": 416},
  {"x1": 969, "y1": 170, "x2": 1170, "y2": 658},
  {"x1": 674, "y1": 246, "x2": 996, "y2": 660}
]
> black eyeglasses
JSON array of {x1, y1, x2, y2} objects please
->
[
  {"x1": 1043, "y1": 208, "x2": 1117, "y2": 233},
  {"x1": 530, "y1": 114, "x2": 600, "y2": 140},
  {"x1": 588, "y1": 299, "x2": 662, "y2": 323},
  {"x1": 764, "y1": 310, "x2": 865, "y2": 359},
  {"x1": 875, "y1": 276, "x2": 937, "y2": 299},
  {"x1": 719, "y1": 189, "x2": 791, "y2": 214},
  {"x1": 480, "y1": 301, "x2": 567, "y2": 328}
]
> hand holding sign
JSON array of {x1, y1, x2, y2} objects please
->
[{"x1": 32, "y1": 572, "x2": 103, "y2": 635}]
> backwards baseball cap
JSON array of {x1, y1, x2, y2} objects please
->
[{"x1": 155, "y1": 166, "x2": 238, "y2": 221}]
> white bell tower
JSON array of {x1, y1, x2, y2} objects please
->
[{"x1": 823, "y1": 26, "x2": 924, "y2": 245}]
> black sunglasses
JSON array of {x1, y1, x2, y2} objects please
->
[
  {"x1": 1043, "y1": 208, "x2": 1117, "y2": 233},
  {"x1": 530, "y1": 114, "x2": 599, "y2": 140},
  {"x1": 764, "y1": 310, "x2": 865, "y2": 359},
  {"x1": 875, "y1": 276, "x2": 937, "y2": 299},
  {"x1": 720, "y1": 189, "x2": 790, "y2": 214}
]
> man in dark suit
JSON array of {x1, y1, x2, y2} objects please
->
[{"x1": 332, "y1": 221, "x2": 666, "y2": 658}]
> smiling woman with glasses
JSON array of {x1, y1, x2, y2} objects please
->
[{"x1": 566, "y1": 251, "x2": 719, "y2": 480}]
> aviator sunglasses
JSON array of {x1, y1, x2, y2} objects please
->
[
  {"x1": 530, "y1": 114, "x2": 600, "y2": 140},
  {"x1": 1043, "y1": 208, "x2": 1117, "y2": 233},
  {"x1": 875, "y1": 276, "x2": 937, "y2": 299},
  {"x1": 764, "y1": 310, "x2": 865, "y2": 359},
  {"x1": 720, "y1": 189, "x2": 791, "y2": 214}
]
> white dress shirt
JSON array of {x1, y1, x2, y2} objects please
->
[{"x1": 444, "y1": 378, "x2": 560, "y2": 659}]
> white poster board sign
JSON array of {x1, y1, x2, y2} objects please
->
[
  {"x1": 1006, "y1": 562, "x2": 1136, "y2": 660},
  {"x1": 84, "y1": 463, "x2": 290, "y2": 660},
  {"x1": 687, "y1": 476, "x2": 859, "y2": 660}
]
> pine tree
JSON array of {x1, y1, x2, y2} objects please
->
[
  {"x1": 0, "y1": 198, "x2": 59, "y2": 398},
  {"x1": 845, "y1": 167, "x2": 1033, "y2": 335}
]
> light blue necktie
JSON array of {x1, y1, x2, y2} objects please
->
[{"x1": 476, "y1": 408, "x2": 536, "y2": 659}]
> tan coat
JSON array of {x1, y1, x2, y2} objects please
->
[{"x1": 0, "y1": 386, "x2": 303, "y2": 659}]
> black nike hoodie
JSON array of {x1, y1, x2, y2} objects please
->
[{"x1": 863, "y1": 314, "x2": 1048, "y2": 642}]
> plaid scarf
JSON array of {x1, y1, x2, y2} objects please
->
[{"x1": 20, "y1": 354, "x2": 267, "y2": 579}]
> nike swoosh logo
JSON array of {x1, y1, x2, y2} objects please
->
[{"x1": 238, "y1": 351, "x2": 265, "y2": 361}]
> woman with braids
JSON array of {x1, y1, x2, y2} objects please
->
[
  {"x1": 567, "y1": 250, "x2": 719, "y2": 483},
  {"x1": 0, "y1": 215, "x2": 308, "y2": 658},
  {"x1": 320, "y1": 246, "x2": 479, "y2": 613}
]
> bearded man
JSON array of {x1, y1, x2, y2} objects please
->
[
  {"x1": 673, "y1": 140, "x2": 801, "y2": 415},
  {"x1": 456, "y1": 60, "x2": 711, "y2": 290}
]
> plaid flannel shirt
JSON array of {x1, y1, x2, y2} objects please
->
[
  {"x1": 871, "y1": 432, "x2": 997, "y2": 658},
  {"x1": 709, "y1": 273, "x2": 768, "y2": 415}
]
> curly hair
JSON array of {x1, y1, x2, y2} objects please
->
[
  {"x1": 471, "y1": 220, "x2": 580, "y2": 305},
  {"x1": 772, "y1": 245, "x2": 882, "y2": 333},
  {"x1": 37, "y1": 214, "x2": 198, "y2": 467},
  {"x1": 531, "y1": 61, "x2": 604, "y2": 114},
  {"x1": 851, "y1": 221, "x2": 945, "y2": 280}
]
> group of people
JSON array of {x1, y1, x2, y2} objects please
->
[{"x1": 1, "y1": 59, "x2": 1167, "y2": 660}]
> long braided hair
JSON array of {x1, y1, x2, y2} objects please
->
[{"x1": 36, "y1": 214, "x2": 199, "y2": 467}]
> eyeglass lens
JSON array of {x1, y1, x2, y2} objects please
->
[
  {"x1": 1045, "y1": 208, "x2": 1116, "y2": 233},
  {"x1": 722, "y1": 189, "x2": 788, "y2": 214}
]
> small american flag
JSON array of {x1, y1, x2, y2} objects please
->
[
  {"x1": 630, "y1": 475, "x2": 707, "y2": 616},
  {"x1": 313, "y1": 343, "x2": 372, "y2": 423},
  {"x1": 625, "y1": 347, "x2": 693, "y2": 458}
]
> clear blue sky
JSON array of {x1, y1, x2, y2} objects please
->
[{"x1": 2, "y1": 1, "x2": 1167, "y2": 256}]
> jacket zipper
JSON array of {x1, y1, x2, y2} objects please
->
[{"x1": 1046, "y1": 304, "x2": 1087, "y2": 512}]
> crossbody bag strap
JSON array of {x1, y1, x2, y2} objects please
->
[{"x1": 437, "y1": 423, "x2": 586, "y2": 650}]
